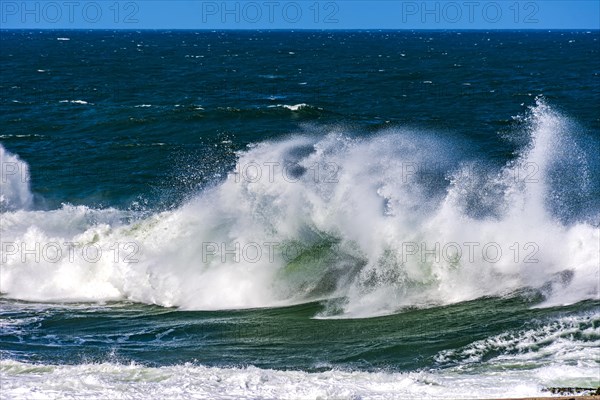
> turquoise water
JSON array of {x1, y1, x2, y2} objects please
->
[{"x1": 0, "y1": 30, "x2": 599, "y2": 399}]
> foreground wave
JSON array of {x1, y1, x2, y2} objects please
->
[
  {"x1": 0, "y1": 357, "x2": 593, "y2": 400},
  {"x1": 1, "y1": 297, "x2": 598, "y2": 398},
  {"x1": 1, "y1": 99, "x2": 598, "y2": 317}
]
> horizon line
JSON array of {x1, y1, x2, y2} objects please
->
[{"x1": 2, "y1": 28, "x2": 599, "y2": 32}]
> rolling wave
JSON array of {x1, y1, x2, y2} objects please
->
[{"x1": 1, "y1": 99, "x2": 598, "y2": 317}]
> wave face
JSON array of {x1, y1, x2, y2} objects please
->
[
  {"x1": 1, "y1": 99, "x2": 598, "y2": 317},
  {"x1": 1, "y1": 306, "x2": 599, "y2": 399}
]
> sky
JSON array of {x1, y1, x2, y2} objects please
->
[{"x1": 1, "y1": 1, "x2": 599, "y2": 30}]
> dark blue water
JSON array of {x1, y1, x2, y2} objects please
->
[
  {"x1": 0, "y1": 30, "x2": 599, "y2": 399},
  {"x1": 1, "y1": 30, "x2": 598, "y2": 209}
]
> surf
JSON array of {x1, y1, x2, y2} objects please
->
[{"x1": 1, "y1": 98, "x2": 598, "y2": 317}]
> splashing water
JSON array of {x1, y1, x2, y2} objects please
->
[
  {"x1": 1, "y1": 100, "x2": 598, "y2": 317},
  {"x1": 0, "y1": 145, "x2": 33, "y2": 212}
]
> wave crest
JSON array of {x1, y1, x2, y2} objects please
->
[{"x1": 1, "y1": 100, "x2": 598, "y2": 317}]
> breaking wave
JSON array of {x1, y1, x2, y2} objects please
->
[{"x1": 1, "y1": 99, "x2": 598, "y2": 317}]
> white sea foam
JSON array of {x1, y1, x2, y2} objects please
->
[
  {"x1": 59, "y1": 100, "x2": 90, "y2": 105},
  {"x1": 435, "y1": 312, "x2": 600, "y2": 376},
  {"x1": 0, "y1": 358, "x2": 571, "y2": 400},
  {"x1": 0, "y1": 99, "x2": 598, "y2": 316},
  {"x1": 280, "y1": 103, "x2": 309, "y2": 111}
]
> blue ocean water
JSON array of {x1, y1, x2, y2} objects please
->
[{"x1": 0, "y1": 30, "x2": 599, "y2": 399}]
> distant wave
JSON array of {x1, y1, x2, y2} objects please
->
[
  {"x1": 270, "y1": 103, "x2": 314, "y2": 111},
  {"x1": 126, "y1": 103, "x2": 325, "y2": 118},
  {"x1": 59, "y1": 100, "x2": 91, "y2": 105},
  {"x1": 1, "y1": 99, "x2": 598, "y2": 318},
  {"x1": 220, "y1": 103, "x2": 323, "y2": 115},
  {"x1": 0, "y1": 134, "x2": 44, "y2": 139}
]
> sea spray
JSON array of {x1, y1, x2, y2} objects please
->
[
  {"x1": 0, "y1": 145, "x2": 33, "y2": 212},
  {"x1": 1, "y1": 100, "x2": 598, "y2": 316}
]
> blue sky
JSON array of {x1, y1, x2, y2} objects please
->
[{"x1": 1, "y1": 1, "x2": 599, "y2": 30}]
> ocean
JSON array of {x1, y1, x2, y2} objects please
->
[{"x1": 0, "y1": 30, "x2": 599, "y2": 399}]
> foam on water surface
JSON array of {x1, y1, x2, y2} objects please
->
[{"x1": 0, "y1": 359, "x2": 566, "y2": 400}]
